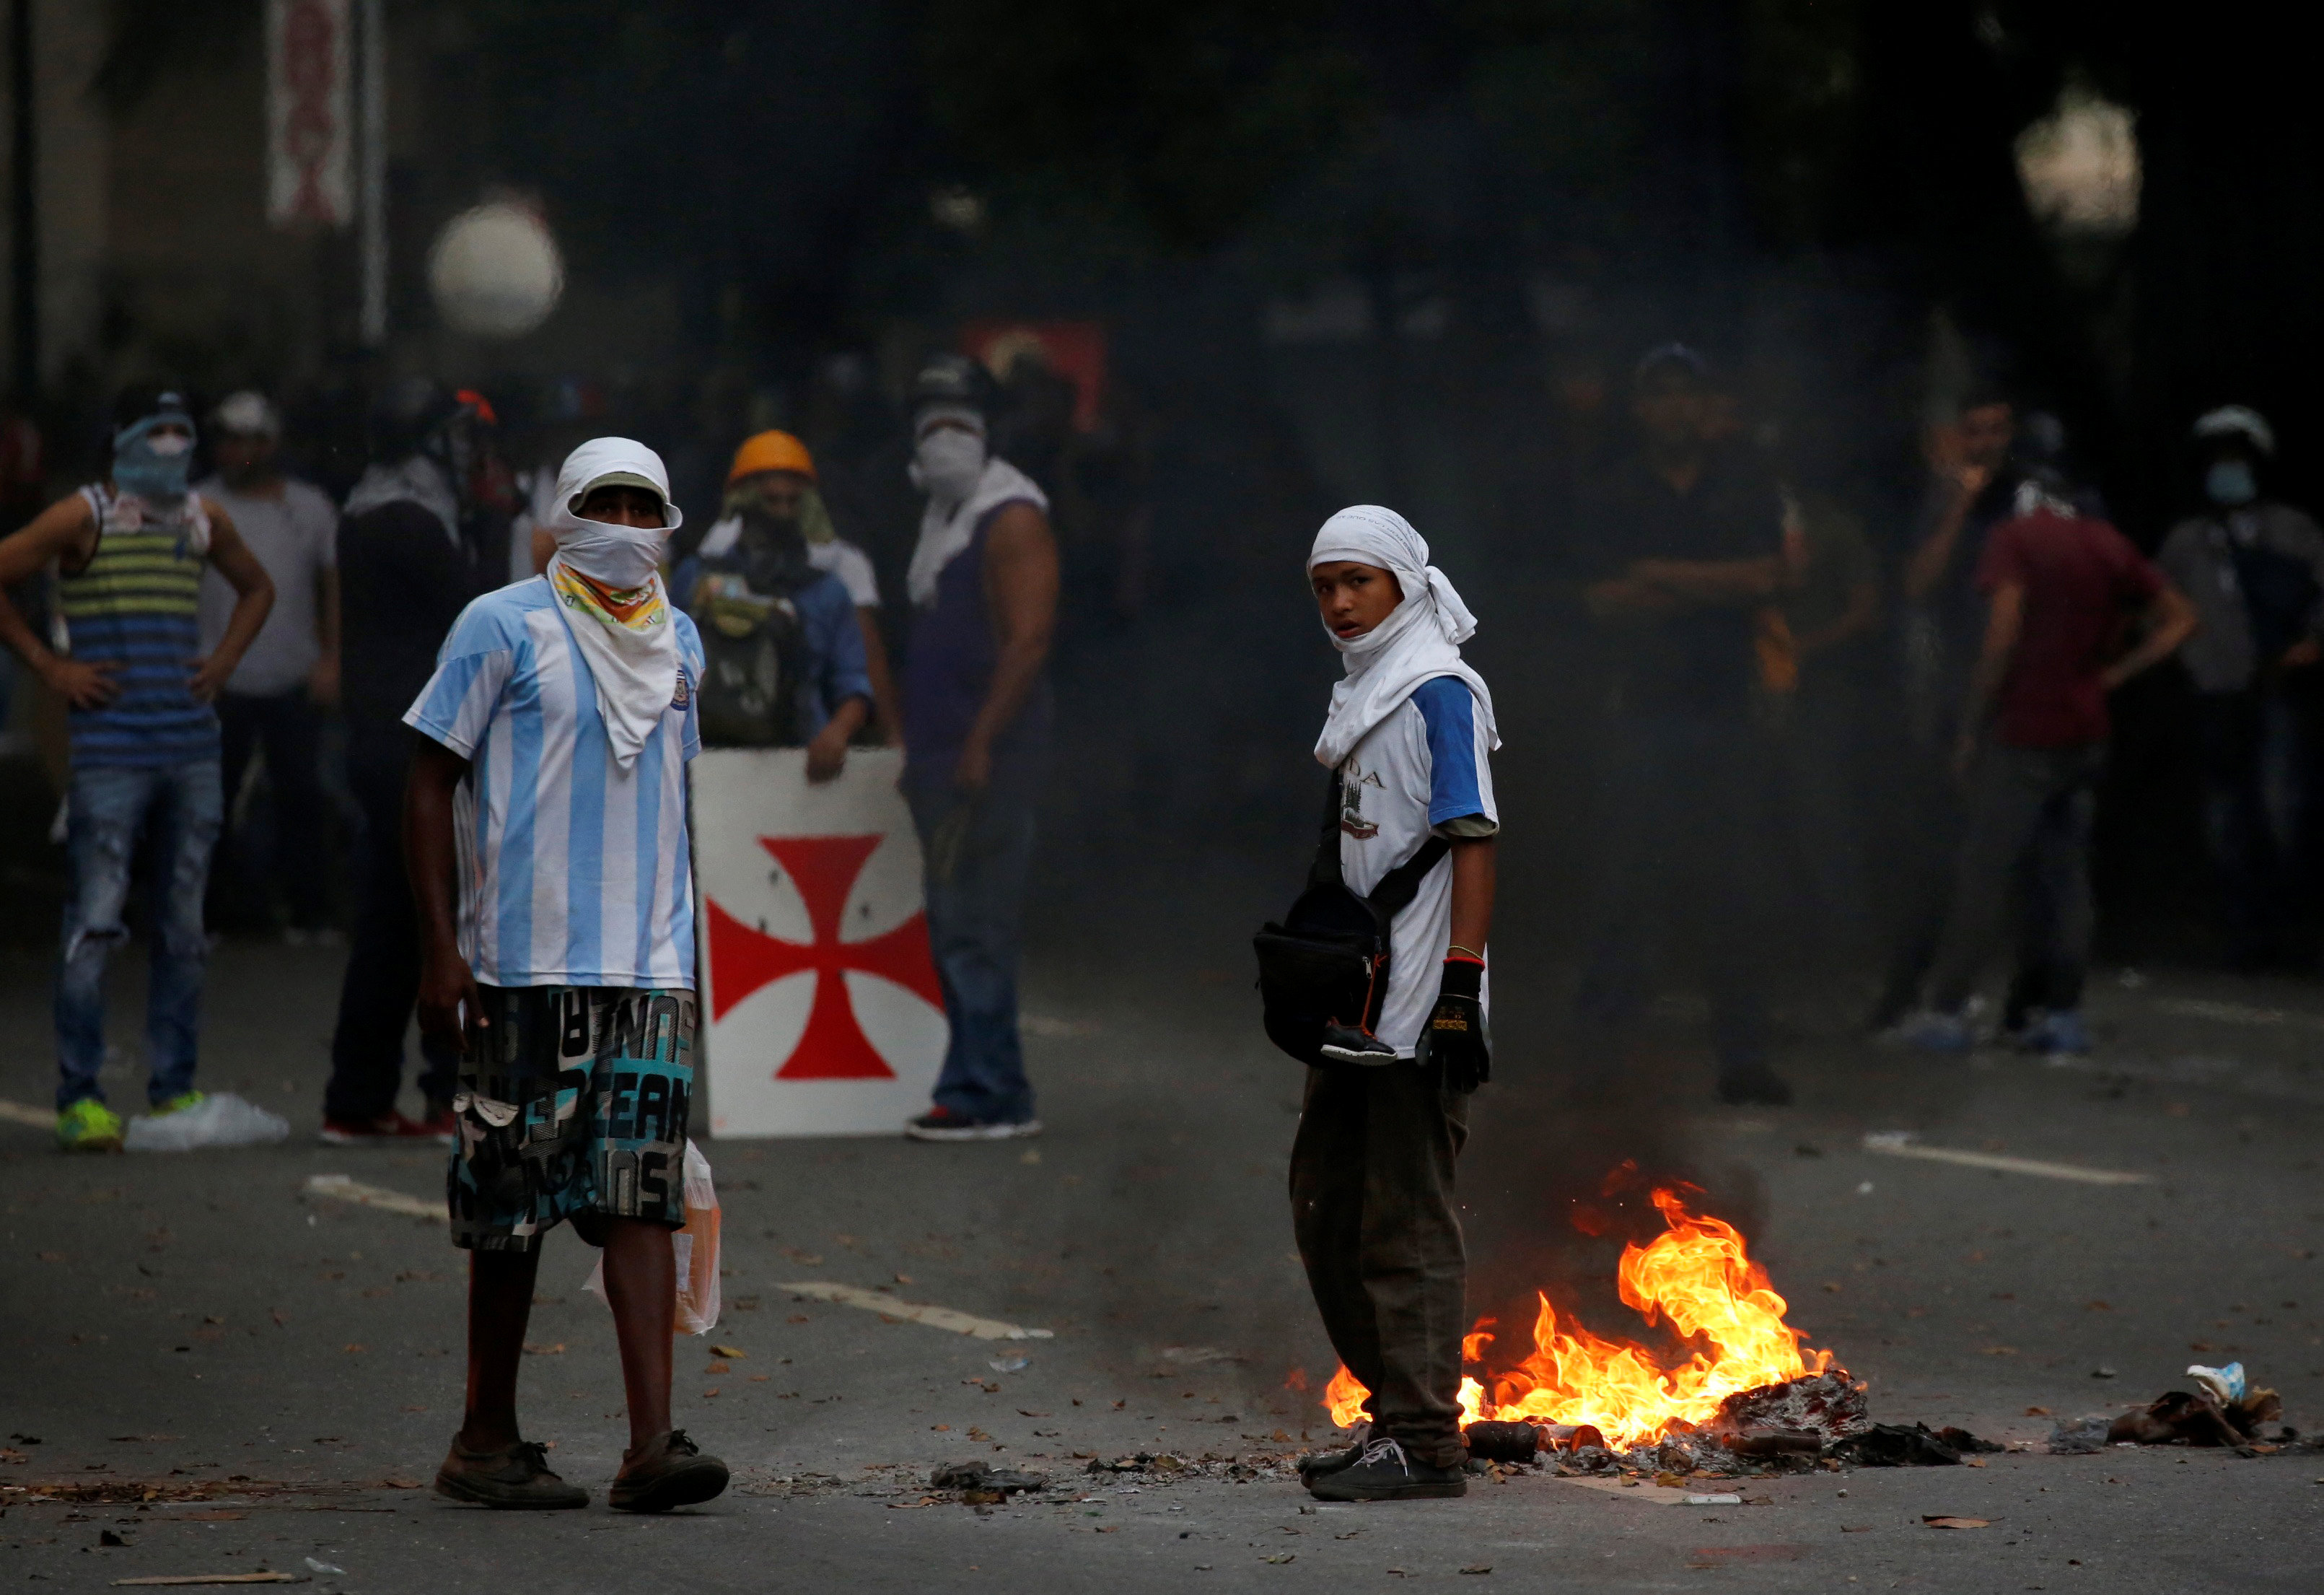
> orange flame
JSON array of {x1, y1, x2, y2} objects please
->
[
  {"x1": 1323, "y1": 1363, "x2": 1370, "y2": 1429},
  {"x1": 1322, "y1": 1184, "x2": 1831, "y2": 1449}
]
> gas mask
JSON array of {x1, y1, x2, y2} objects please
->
[
  {"x1": 2206, "y1": 459, "x2": 2258, "y2": 508},
  {"x1": 739, "y1": 510, "x2": 814, "y2": 596}
]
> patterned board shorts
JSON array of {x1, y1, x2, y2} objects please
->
[{"x1": 447, "y1": 984, "x2": 698, "y2": 1253}]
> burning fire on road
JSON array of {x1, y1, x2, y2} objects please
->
[{"x1": 1323, "y1": 1179, "x2": 1844, "y2": 1454}]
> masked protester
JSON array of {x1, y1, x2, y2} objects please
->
[
  {"x1": 1291, "y1": 507, "x2": 1499, "y2": 1503},
  {"x1": 0, "y1": 385, "x2": 276, "y2": 1151},
  {"x1": 2157, "y1": 406, "x2": 2324, "y2": 969},
  {"x1": 672, "y1": 430, "x2": 874, "y2": 777},
  {"x1": 403, "y1": 437, "x2": 727, "y2": 1513},
  {"x1": 896, "y1": 355, "x2": 1059, "y2": 1141},
  {"x1": 320, "y1": 380, "x2": 495, "y2": 1145}
]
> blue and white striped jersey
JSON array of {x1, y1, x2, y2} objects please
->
[
  {"x1": 403, "y1": 577, "x2": 704, "y2": 991},
  {"x1": 1334, "y1": 673, "x2": 1499, "y2": 1057}
]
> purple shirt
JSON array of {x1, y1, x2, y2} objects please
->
[{"x1": 902, "y1": 501, "x2": 1051, "y2": 783}]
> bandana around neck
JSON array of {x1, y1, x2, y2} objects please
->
[{"x1": 546, "y1": 551, "x2": 678, "y2": 771}]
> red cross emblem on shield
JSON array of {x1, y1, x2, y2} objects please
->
[{"x1": 703, "y1": 835, "x2": 944, "y2": 1080}]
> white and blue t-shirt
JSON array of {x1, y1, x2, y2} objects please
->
[
  {"x1": 1335, "y1": 673, "x2": 1499, "y2": 1057},
  {"x1": 404, "y1": 577, "x2": 705, "y2": 992}
]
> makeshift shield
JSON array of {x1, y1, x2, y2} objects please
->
[{"x1": 693, "y1": 748, "x2": 947, "y2": 1136}]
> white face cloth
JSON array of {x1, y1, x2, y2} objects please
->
[
  {"x1": 909, "y1": 409, "x2": 989, "y2": 502},
  {"x1": 543, "y1": 437, "x2": 687, "y2": 769},
  {"x1": 1308, "y1": 504, "x2": 1499, "y2": 769},
  {"x1": 906, "y1": 424, "x2": 1049, "y2": 608}
]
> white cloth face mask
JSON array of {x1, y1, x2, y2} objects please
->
[
  {"x1": 556, "y1": 517, "x2": 667, "y2": 590},
  {"x1": 912, "y1": 428, "x2": 986, "y2": 501}
]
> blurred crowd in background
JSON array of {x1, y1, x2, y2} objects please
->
[{"x1": 5, "y1": 327, "x2": 2316, "y2": 1034}]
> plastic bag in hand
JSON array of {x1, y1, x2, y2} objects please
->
[{"x1": 583, "y1": 1140, "x2": 722, "y2": 1334}]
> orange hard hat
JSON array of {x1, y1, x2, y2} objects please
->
[{"x1": 727, "y1": 429, "x2": 816, "y2": 484}]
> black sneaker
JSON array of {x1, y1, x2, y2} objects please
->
[
  {"x1": 433, "y1": 1437, "x2": 589, "y2": 1509},
  {"x1": 1318, "y1": 1024, "x2": 1398, "y2": 1064},
  {"x1": 904, "y1": 1106, "x2": 1044, "y2": 1142},
  {"x1": 1296, "y1": 1423, "x2": 1371, "y2": 1485},
  {"x1": 609, "y1": 1429, "x2": 729, "y2": 1513},
  {"x1": 1306, "y1": 1436, "x2": 1467, "y2": 1501},
  {"x1": 1715, "y1": 1062, "x2": 1794, "y2": 1107}
]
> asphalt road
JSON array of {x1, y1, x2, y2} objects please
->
[{"x1": 6, "y1": 928, "x2": 2324, "y2": 1592}]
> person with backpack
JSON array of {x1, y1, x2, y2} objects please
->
[
  {"x1": 2157, "y1": 406, "x2": 2324, "y2": 969},
  {"x1": 1283, "y1": 506, "x2": 1498, "y2": 1503},
  {"x1": 670, "y1": 430, "x2": 873, "y2": 774}
]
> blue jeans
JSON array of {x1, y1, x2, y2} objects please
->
[
  {"x1": 55, "y1": 759, "x2": 223, "y2": 1109},
  {"x1": 905, "y1": 766, "x2": 1038, "y2": 1124}
]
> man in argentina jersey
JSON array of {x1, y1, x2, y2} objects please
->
[
  {"x1": 0, "y1": 386, "x2": 276, "y2": 1153},
  {"x1": 403, "y1": 438, "x2": 727, "y2": 1515},
  {"x1": 403, "y1": 581, "x2": 703, "y2": 989}
]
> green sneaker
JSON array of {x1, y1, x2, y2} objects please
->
[
  {"x1": 150, "y1": 1091, "x2": 206, "y2": 1117},
  {"x1": 57, "y1": 1098, "x2": 125, "y2": 1153}
]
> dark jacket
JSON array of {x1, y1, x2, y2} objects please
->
[{"x1": 338, "y1": 500, "x2": 483, "y2": 730}]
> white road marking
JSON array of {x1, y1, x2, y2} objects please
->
[
  {"x1": 0, "y1": 1098, "x2": 52, "y2": 1129},
  {"x1": 778, "y1": 1279, "x2": 1053, "y2": 1341},
  {"x1": 2151, "y1": 997, "x2": 2324, "y2": 1032},
  {"x1": 1862, "y1": 1133, "x2": 2151, "y2": 1185},
  {"x1": 302, "y1": 1174, "x2": 445, "y2": 1220}
]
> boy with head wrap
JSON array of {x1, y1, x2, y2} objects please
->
[
  {"x1": 1292, "y1": 507, "x2": 1499, "y2": 1501},
  {"x1": 402, "y1": 438, "x2": 727, "y2": 1513},
  {"x1": 0, "y1": 385, "x2": 276, "y2": 1150}
]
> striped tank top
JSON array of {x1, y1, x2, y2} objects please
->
[{"x1": 58, "y1": 485, "x2": 220, "y2": 766}]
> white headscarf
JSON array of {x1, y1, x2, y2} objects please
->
[
  {"x1": 1308, "y1": 504, "x2": 1499, "y2": 768},
  {"x1": 543, "y1": 437, "x2": 686, "y2": 769}
]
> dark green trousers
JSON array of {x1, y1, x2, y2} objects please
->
[{"x1": 1289, "y1": 1060, "x2": 1470, "y2": 1467}]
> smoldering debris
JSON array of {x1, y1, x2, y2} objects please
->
[
  {"x1": 929, "y1": 1461, "x2": 1051, "y2": 1503},
  {"x1": 1457, "y1": 1370, "x2": 2020, "y2": 1477},
  {"x1": 2053, "y1": 1360, "x2": 2299, "y2": 1456}
]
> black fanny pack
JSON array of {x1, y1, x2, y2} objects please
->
[{"x1": 1252, "y1": 773, "x2": 1448, "y2": 1067}]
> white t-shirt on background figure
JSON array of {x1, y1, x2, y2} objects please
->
[{"x1": 196, "y1": 476, "x2": 339, "y2": 696}]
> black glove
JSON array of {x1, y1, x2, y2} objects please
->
[{"x1": 1421, "y1": 955, "x2": 1490, "y2": 1093}]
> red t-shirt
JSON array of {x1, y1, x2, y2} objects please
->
[{"x1": 1973, "y1": 509, "x2": 2165, "y2": 748}]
